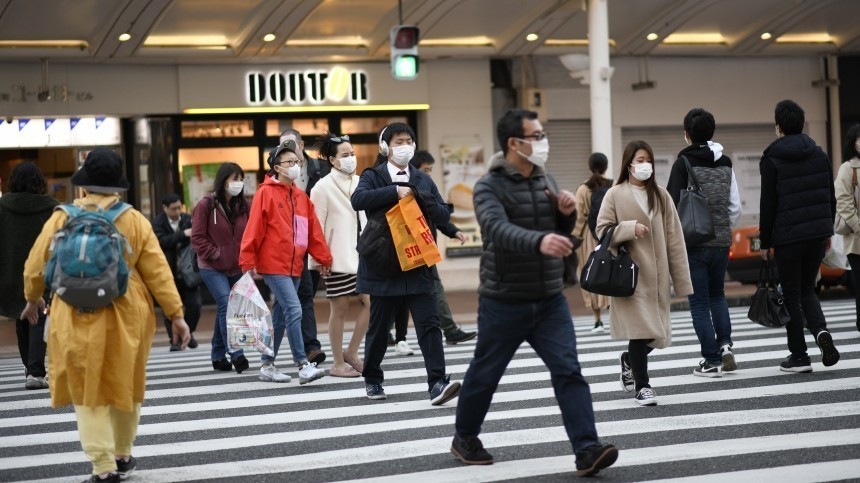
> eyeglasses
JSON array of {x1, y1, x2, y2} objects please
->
[
  {"x1": 520, "y1": 132, "x2": 547, "y2": 141},
  {"x1": 330, "y1": 134, "x2": 350, "y2": 143},
  {"x1": 276, "y1": 159, "x2": 299, "y2": 167}
]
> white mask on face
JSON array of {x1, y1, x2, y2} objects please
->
[
  {"x1": 517, "y1": 138, "x2": 550, "y2": 167},
  {"x1": 285, "y1": 164, "x2": 301, "y2": 181},
  {"x1": 631, "y1": 162, "x2": 653, "y2": 181},
  {"x1": 338, "y1": 155, "x2": 357, "y2": 174},
  {"x1": 390, "y1": 144, "x2": 415, "y2": 167},
  {"x1": 226, "y1": 181, "x2": 244, "y2": 196}
]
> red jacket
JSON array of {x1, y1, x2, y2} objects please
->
[
  {"x1": 239, "y1": 176, "x2": 332, "y2": 276},
  {"x1": 191, "y1": 194, "x2": 248, "y2": 276}
]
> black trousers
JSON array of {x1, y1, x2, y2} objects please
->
[
  {"x1": 628, "y1": 339, "x2": 654, "y2": 392},
  {"x1": 163, "y1": 280, "x2": 202, "y2": 340},
  {"x1": 389, "y1": 304, "x2": 409, "y2": 342},
  {"x1": 16, "y1": 313, "x2": 47, "y2": 377},
  {"x1": 774, "y1": 238, "x2": 829, "y2": 356},
  {"x1": 846, "y1": 253, "x2": 860, "y2": 332},
  {"x1": 365, "y1": 294, "x2": 446, "y2": 391},
  {"x1": 299, "y1": 266, "x2": 321, "y2": 352}
]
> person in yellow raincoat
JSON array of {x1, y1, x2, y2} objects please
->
[{"x1": 21, "y1": 148, "x2": 190, "y2": 483}]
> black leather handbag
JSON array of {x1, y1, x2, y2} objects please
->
[
  {"x1": 678, "y1": 156, "x2": 715, "y2": 246},
  {"x1": 178, "y1": 245, "x2": 204, "y2": 288},
  {"x1": 748, "y1": 258, "x2": 791, "y2": 328},
  {"x1": 579, "y1": 225, "x2": 639, "y2": 297}
]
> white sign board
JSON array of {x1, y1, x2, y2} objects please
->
[
  {"x1": 733, "y1": 152, "x2": 762, "y2": 215},
  {"x1": 0, "y1": 116, "x2": 120, "y2": 148}
]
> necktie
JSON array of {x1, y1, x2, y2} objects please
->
[{"x1": 397, "y1": 171, "x2": 406, "y2": 176}]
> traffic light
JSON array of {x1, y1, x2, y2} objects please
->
[{"x1": 390, "y1": 25, "x2": 419, "y2": 80}]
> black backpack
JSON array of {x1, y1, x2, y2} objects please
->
[{"x1": 587, "y1": 186, "x2": 610, "y2": 240}]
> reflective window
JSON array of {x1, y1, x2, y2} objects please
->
[
  {"x1": 266, "y1": 118, "x2": 328, "y2": 137},
  {"x1": 181, "y1": 120, "x2": 253, "y2": 138}
]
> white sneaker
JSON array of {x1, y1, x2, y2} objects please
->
[
  {"x1": 395, "y1": 340, "x2": 414, "y2": 356},
  {"x1": 720, "y1": 344, "x2": 737, "y2": 372},
  {"x1": 298, "y1": 362, "x2": 326, "y2": 385},
  {"x1": 259, "y1": 364, "x2": 291, "y2": 383},
  {"x1": 591, "y1": 320, "x2": 605, "y2": 333}
]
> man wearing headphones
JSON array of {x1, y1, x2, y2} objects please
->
[{"x1": 351, "y1": 122, "x2": 461, "y2": 404}]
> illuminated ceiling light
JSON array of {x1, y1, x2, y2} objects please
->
[
  {"x1": 0, "y1": 40, "x2": 89, "y2": 49},
  {"x1": 144, "y1": 35, "x2": 228, "y2": 46},
  {"x1": 525, "y1": 33, "x2": 539, "y2": 42},
  {"x1": 544, "y1": 38, "x2": 617, "y2": 47},
  {"x1": 774, "y1": 33, "x2": 834, "y2": 44},
  {"x1": 118, "y1": 33, "x2": 131, "y2": 42},
  {"x1": 184, "y1": 104, "x2": 431, "y2": 114},
  {"x1": 646, "y1": 33, "x2": 659, "y2": 41},
  {"x1": 662, "y1": 32, "x2": 726, "y2": 44},
  {"x1": 760, "y1": 32, "x2": 772, "y2": 40},
  {"x1": 419, "y1": 36, "x2": 494, "y2": 47},
  {"x1": 262, "y1": 33, "x2": 276, "y2": 42},
  {"x1": 286, "y1": 37, "x2": 367, "y2": 47}
]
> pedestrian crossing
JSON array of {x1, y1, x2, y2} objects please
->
[{"x1": 0, "y1": 300, "x2": 858, "y2": 482}]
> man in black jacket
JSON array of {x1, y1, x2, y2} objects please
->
[
  {"x1": 449, "y1": 109, "x2": 617, "y2": 476},
  {"x1": 278, "y1": 128, "x2": 331, "y2": 365},
  {"x1": 759, "y1": 99, "x2": 840, "y2": 372},
  {"x1": 152, "y1": 194, "x2": 201, "y2": 350}
]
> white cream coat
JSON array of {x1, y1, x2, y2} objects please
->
[
  {"x1": 309, "y1": 169, "x2": 367, "y2": 274},
  {"x1": 595, "y1": 182, "x2": 693, "y2": 349}
]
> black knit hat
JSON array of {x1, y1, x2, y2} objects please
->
[{"x1": 70, "y1": 148, "x2": 129, "y2": 193}]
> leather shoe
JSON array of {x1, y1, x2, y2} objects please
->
[
  {"x1": 307, "y1": 349, "x2": 326, "y2": 365},
  {"x1": 187, "y1": 335, "x2": 198, "y2": 349},
  {"x1": 445, "y1": 329, "x2": 477, "y2": 345}
]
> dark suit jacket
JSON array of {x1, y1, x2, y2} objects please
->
[{"x1": 152, "y1": 212, "x2": 192, "y2": 277}]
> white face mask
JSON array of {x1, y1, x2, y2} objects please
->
[
  {"x1": 630, "y1": 162, "x2": 653, "y2": 181},
  {"x1": 390, "y1": 144, "x2": 415, "y2": 167},
  {"x1": 337, "y1": 155, "x2": 357, "y2": 174},
  {"x1": 226, "y1": 181, "x2": 244, "y2": 196},
  {"x1": 517, "y1": 138, "x2": 550, "y2": 167},
  {"x1": 285, "y1": 164, "x2": 301, "y2": 181}
]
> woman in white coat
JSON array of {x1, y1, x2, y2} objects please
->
[
  {"x1": 310, "y1": 133, "x2": 370, "y2": 377},
  {"x1": 595, "y1": 140, "x2": 693, "y2": 406},
  {"x1": 834, "y1": 124, "x2": 860, "y2": 333}
]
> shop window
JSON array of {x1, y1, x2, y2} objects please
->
[
  {"x1": 181, "y1": 120, "x2": 253, "y2": 138},
  {"x1": 341, "y1": 116, "x2": 407, "y2": 136},
  {"x1": 178, "y1": 147, "x2": 259, "y2": 209},
  {"x1": 266, "y1": 118, "x2": 328, "y2": 137}
]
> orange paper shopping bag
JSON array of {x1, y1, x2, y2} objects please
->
[{"x1": 386, "y1": 194, "x2": 443, "y2": 271}]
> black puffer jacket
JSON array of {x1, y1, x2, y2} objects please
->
[
  {"x1": 759, "y1": 133, "x2": 835, "y2": 249},
  {"x1": 475, "y1": 152, "x2": 574, "y2": 301}
]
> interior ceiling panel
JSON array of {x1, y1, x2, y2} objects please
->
[{"x1": 0, "y1": 0, "x2": 857, "y2": 63}]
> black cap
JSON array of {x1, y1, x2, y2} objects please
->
[
  {"x1": 267, "y1": 139, "x2": 299, "y2": 168},
  {"x1": 70, "y1": 148, "x2": 129, "y2": 193}
]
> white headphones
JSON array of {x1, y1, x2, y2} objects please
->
[{"x1": 378, "y1": 125, "x2": 389, "y2": 156}]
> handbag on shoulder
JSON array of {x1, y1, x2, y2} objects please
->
[
  {"x1": 747, "y1": 257, "x2": 790, "y2": 328},
  {"x1": 677, "y1": 156, "x2": 715, "y2": 246},
  {"x1": 579, "y1": 225, "x2": 639, "y2": 297}
]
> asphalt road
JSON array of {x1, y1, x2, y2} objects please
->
[{"x1": 0, "y1": 301, "x2": 858, "y2": 482}]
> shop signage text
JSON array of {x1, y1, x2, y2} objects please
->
[{"x1": 246, "y1": 66, "x2": 368, "y2": 106}]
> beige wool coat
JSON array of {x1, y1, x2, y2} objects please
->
[
  {"x1": 835, "y1": 157, "x2": 860, "y2": 255},
  {"x1": 595, "y1": 182, "x2": 693, "y2": 349}
]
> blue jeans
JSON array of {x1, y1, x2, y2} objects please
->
[
  {"x1": 199, "y1": 269, "x2": 244, "y2": 362},
  {"x1": 687, "y1": 247, "x2": 732, "y2": 365},
  {"x1": 455, "y1": 293, "x2": 600, "y2": 454},
  {"x1": 263, "y1": 275, "x2": 305, "y2": 365}
]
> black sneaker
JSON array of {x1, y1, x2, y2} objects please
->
[
  {"x1": 619, "y1": 352, "x2": 634, "y2": 392},
  {"x1": 693, "y1": 360, "x2": 722, "y2": 378},
  {"x1": 387, "y1": 332, "x2": 396, "y2": 346},
  {"x1": 85, "y1": 473, "x2": 120, "y2": 482},
  {"x1": 169, "y1": 343, "x2": 181, "y2": 352},
  {"x1": 233, "y1": 354, "x2": 250, "y2": 374},
  {"x1": 212, "y1": 359, "x2": 233, "y2": 371},
  {"x1": 591, "y1": 320, "x2": 605, "y2": 333},
  {"x1": 635, "y1": 387, "x2": 657, "y2": 406},
  {"x1": 575, "y1": 443, "x2": 618, "y2": 476},
  {"x1": 779, "y1": 354, "x2": 812, "y2": 373},
  {"x1": 115, "y1": 456, "x2": 136, "y2": 480},
  {"x1": 450, "y1": 434, "x2": 493, "y2": 465},
  {"x1": 815, "y1": 330, "x2": 840, "y2": 367},
  {"x1": 187, "y1": 335, "x2": 198, "y2": 349},
  {"x1": 366, "y1": 383, "x2": 387, "y2": 400},
  {"x1": 445, "y1": 329, "x2": 478, "y2": 345},
  {"x1": 430, "y1": 375, "x2": 462, "y2": 406}
]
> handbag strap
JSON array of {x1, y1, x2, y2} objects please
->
[
  {"x1": 759, "y1": 256, "x2": 779, "y2": 287},
  {"x1": 681, "y1": 155, "x2": 701, "y2": 191}
]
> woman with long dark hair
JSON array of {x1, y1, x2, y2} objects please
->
[
  {"x1": 595, "y1": 140, "x2": 692, "y2": 406},
  {"x1": 574, "y1": 153, "x2": 613, "y2": 332},
  {"x1": 191, "y1": 162, "x2": 251, "y2": 374},
  {"x1": 835, "y1": 123, "x2": 860, "y2": 332}
]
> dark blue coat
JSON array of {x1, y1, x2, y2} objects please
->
[{"x1": 351, "y1": 163, "x2": 450, "y2": 295}]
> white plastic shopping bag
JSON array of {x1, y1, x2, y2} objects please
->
[
  {"x1": 823, "y1": 233, "x2": 849, "y2": 269},
  {"x1": 226, "y1": 273, "x2": 275, "y2": 356}
]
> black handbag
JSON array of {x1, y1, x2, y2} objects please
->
[
  {"x1": 678, "y1": 156, "x2": 715, "y2": 246},
  {"x1": 178, "y1": 245, "x2": 204, "y2": 288},
  {"x1": 356, "y1": 216, "x2": 400, "y2": 275},
  {"x1": 579, "y1": 225, "x2": 639, "y2": 297},
  {"x1": 747, "y1": 258, "x2": 790, "y2": 328}
]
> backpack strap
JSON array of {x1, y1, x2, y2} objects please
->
[
  {"x1": 103, "y1": 201, "x2": 132, "y2": 224},
  {"x1": 56, "y1": 204, "x2": 82, "y2": 218}
]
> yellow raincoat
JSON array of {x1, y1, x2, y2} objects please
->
[{"x1": 23, "y1": 193, "x2": 183, "y2": 411}]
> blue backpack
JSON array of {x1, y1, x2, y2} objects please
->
[{"x1": 44, "y1": 202, "x2": 133, "y2": 311}]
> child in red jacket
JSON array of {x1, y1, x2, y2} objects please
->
[{"x1": 240, "y1": 140, "x2": 333, "y2": 384}]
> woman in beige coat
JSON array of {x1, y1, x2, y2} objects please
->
[
  {"x1": 21, "y1": 149, "x2": 190, "y2": 482},
  {"x1": 835, "y1": 123, "x2": 860, "y2": 332},
  {"x1": 595, "y1": 140, "x2": 693, "y2": 406},
  {"x1": 574, "y1": 153, "x2": 613, "y2": 332}
]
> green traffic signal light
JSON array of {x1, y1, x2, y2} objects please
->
[{"x1": 393, "y1": 55, "x2": 418, "y2": 80}]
